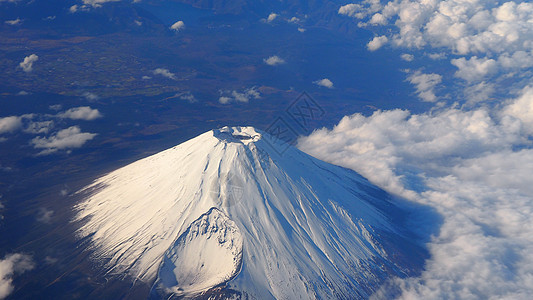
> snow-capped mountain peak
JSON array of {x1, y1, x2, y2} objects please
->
[{"x1": 74, "y1": 126, "x2": 427, "y2": 299}]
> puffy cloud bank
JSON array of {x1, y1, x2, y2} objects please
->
[
  {"x1": 0, "y1": 254, "x2": 34, "y2": 299},
  {"x1": 305, "y1": 4, "x2": 533, "y2": 296},
  {"x1": 340, "y1": 0, "x2": 533, "y2": 105},
  {"x1": 298, "y1": 84, "x2": 533, "y2": 298}
]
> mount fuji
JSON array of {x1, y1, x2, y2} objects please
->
[{"x1": 73, "y1": 126, "x2": 428, "y2": 299}]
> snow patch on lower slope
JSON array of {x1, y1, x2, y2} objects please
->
[{"x1": 151, "y1": 207, "x2": 243, "y2": 298}]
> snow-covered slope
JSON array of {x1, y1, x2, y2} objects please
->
[
  {"x1": 74, "y1": 126, "x2": 427, "y2": 299},
  {"x1": 153, "y1": 207, "x2": 243, "y2": 298}
]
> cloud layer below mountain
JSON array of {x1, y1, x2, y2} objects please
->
[
  {"x1": 299, "y1": 78, "x2": 533, "y2": 300},
  {"x1": 297, "y1": 1, "x2": 533, "y2": 297}
]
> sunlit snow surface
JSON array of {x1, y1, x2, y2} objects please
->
[
  {"x1": 74, "y1": 126, "x2": 427, "y2": 299},
  {"x1": 153, "y1": 207, "x2": 243, "y2": 298}
]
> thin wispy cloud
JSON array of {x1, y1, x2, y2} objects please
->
[{"x1": 4, "y1": 18, "x2": 21, "y2": 25}]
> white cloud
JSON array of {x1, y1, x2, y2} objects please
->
[
  {"x1": 36, "y1": 208, "x2": 54, "y2": 224},
  {"x1": 338, "y1": 4, "x2": 360, "y2": 17},
  {"x1": 82, "y1": 0, "x2": 120, "y2": 7},
  {"x1": 58, "y1": 106, "x2": 102, "y2": 121},
  {"x1": 367, "y1": 35, "x2": 388, "y2": 51},
  {"x1": 451, "y1": 56, "x2": 499, "y2": 82},
  {"x1": 369, "y1": 13, "x2": 387, "y2": 25},
  {"x1": 464, "y1": 81, "x2": 495, "y2": 106},
  {"x1": 0, "y1": 116, "x2": 22, "y2": 134},
  {"x1": 31, "y1": 126, "x2": 97, "y2": 155},
  {"x1": 401, "y1": 53, "x2": 414, "y2": 61},
  {"x1": 0, "y1": 253, "x2": 34, "y2": 299},
  {"x1": 427, "y1": 52, "x2": 446, "y2": 60},
  {"x1": 267, "y1": 13, "x2": 278, "y2": 23},
  {"x1": 218, "y1": 96, "x2": 232, "y2": 104},
  {"x1": 178, "y1": 91, "x2": 197, "y2": 103},
  {"x1": 82, "y1": 92, "x2": 99, "y2": 101},
  {"x1": 44, "y1": 257, "x2": 57, "y2": 265},
  {"x1": 339, "y1": 3, "x2": 371, "y2": 19},
  {"x1": 298, "y1": 85, "x2": 533, "y2": 298},
  {"x1": 313, "y1": 78, "x2": 334, "y2": 89},
  {"x1": 264, "y1": 56, "x2": 285, "y2": 66},
  {"x1": 4, "y1": 18, "x2": 21, "y2": 25},
  {"x1": 19, "y1": 54, "x2": 38, "y2": 73},
  {"x1": 24, "y1": 120, "x2": 54, "y2": 134},
  {"x1": 299, "y1": 107, "x2": 522, "y2": 199},
  {"x1": 297, "y1": 27, "x2": 306, "y2": 33},
  {"x1": 344, "y1": 0, "x2": 533, "y2": 106},
  {"x1": 407, "y1": 70, "x2": 442, "y2": 102},
  {"x1": 218, "y1": 87, "x2": 260, "y2": 104},
  {"x1": 170, "y1": 20, "x2": 185, "y2": 32},
  {"x1": 502, "y1": 85, "x2": 533, "y2": 135},
  {"x1": 288, "y1": 17, "x2": 300, "y2": 23},
  {"x1": 69, "y1": 1, "x2": 120, "y2": 12},
  {"x1": 153, "y1": 68, "x2": 176, "y2": 80},
  {"x1": 49, "y1": 104, "x2": 62, "y2": 111}
]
